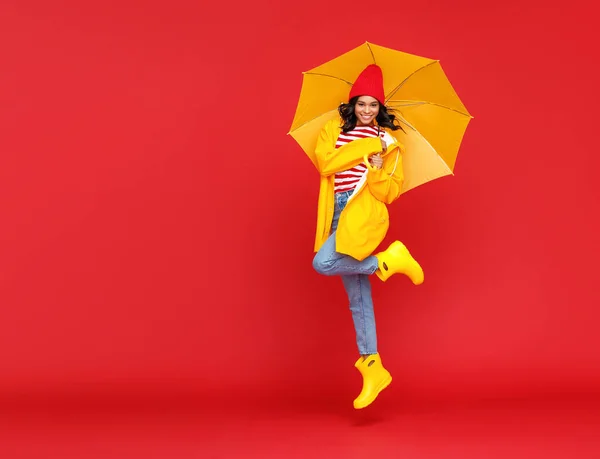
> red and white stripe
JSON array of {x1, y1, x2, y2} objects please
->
[{"x1": 334, "y1": 125, "x2": 383, "y2": 194}]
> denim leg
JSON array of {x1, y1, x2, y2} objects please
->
[
  {"x1": 312, "y1": 232, "x2": 379, "y2": 276},
  {"x1": 312, "y1": 189, "x2": 378, "y2": 356},
  {"x1": 341, "y1": 274, "x2": 377, "y2": 355}
]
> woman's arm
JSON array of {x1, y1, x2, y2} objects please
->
[
  {"x1": 366, "y1": 143, "x2": 405, "y2": 204},
  {"x1": 314, "y1": 121, "x2": 383, "y2": 176}
]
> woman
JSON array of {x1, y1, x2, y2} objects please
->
[{"x1": 311, "y1": 64, "x2": 424, "y2": 409}]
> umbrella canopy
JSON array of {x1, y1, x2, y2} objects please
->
[{"x1": 289, "y1": 42, "x2": 473, "y2": 194}]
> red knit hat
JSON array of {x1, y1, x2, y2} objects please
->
[{"x1": 349, "y1": 64, "x2": 385, "y2": 105}]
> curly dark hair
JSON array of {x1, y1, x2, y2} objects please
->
[{"x1": 338, "y1": 96, "x2": 404, "y2": 133}]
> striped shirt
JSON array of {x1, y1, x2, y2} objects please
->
[{"x1": 334, "y1": 125, "x2": 383, "y2": 194}]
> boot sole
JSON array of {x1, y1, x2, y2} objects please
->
[{"x1": 354, "y1": 375, "x2": 392, "y2": 409}]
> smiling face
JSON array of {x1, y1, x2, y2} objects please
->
[{"x1": 354, "y1": 95, "x2": 380, "y2": 126}]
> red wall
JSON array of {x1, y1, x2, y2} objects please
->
[{"x1": 1, "y1": 0, "x2": 598, "y2": 402}]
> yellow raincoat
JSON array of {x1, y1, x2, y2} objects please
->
[{"x1": 314, "y1": 118, "x2": 405, "y2": 261}]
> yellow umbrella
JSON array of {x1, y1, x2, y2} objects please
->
[{"x1": 288, "y1": 41, "x2": 473, "y2": 194}]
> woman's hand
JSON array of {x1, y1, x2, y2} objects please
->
[
  {"x1": 380, "y1": 138, "x2": 387, "y2": 152},
  {"x1": 369, "y1": 153, "x2": 383, "y2": 169}
]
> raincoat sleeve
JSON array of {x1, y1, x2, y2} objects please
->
[
  {"x1": 366, "y1": 141, "x2": 405, "y2": 204},
  {"x1": 314, "y1": 120, "x2": 383, "y2": 176}
]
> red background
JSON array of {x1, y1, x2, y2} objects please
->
[{"x1": 1, "y1": 0, "x2": 598, "y2": 425}]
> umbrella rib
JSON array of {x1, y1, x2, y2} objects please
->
[
  {"x1": 366, "y1": 42, "x2": 377, "y2": 64},
  {"x1": 303, "y1": 72, "x2": 353, "y2": 86},
  {"x1": 395, "y1": 115, "x2": 454, "y2": 173},
  {"x1": 388, "y1": 100, "x2": 472, "y2": 118},
  {"x1": 385, "y1": 61, "x2": 439, "y2": 102}
]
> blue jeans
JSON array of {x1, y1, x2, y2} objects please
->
[{"x1": 312, "y1": 190, "x2": 379, "y2": 355}]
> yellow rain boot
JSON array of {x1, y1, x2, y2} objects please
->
[
  {"x1": 374, "y1": 241, "x2": 424, "y2": 284},
  {"x1": 353, "y1": 353, "x2": 392, "y2": 409}
]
